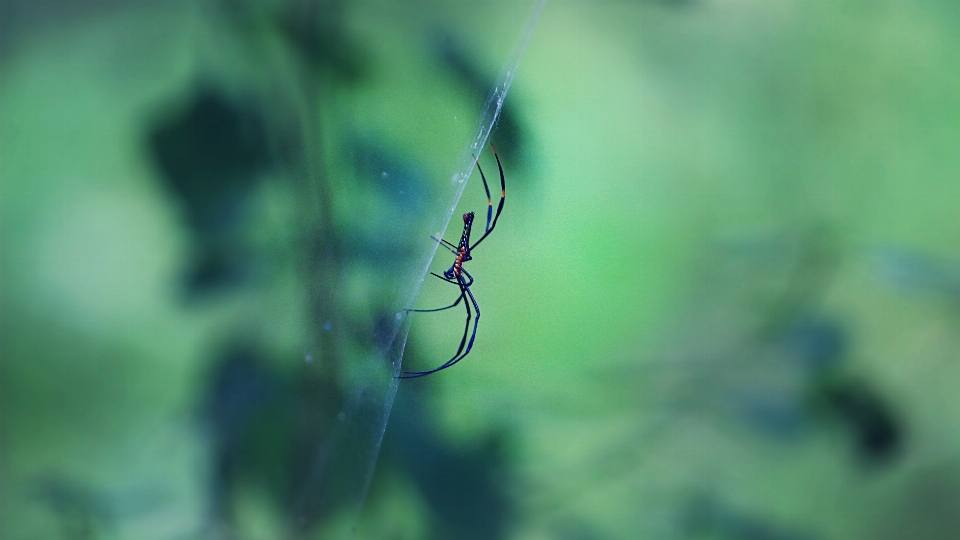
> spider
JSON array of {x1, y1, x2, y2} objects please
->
[{"x1": 399, "y1": 145, "x2": 505, "y2": 379}]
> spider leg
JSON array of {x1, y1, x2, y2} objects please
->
[
  {"x1": 469, "y1": 145, "x2": 505, "y2": 250},
  {"x1": 414, "y1": 278, "x2": 480, "y2": 375},
  {"x1": 476, "y1": 159, "x2": 494, "y2": 232},
  {"x1": 399, "y1": 273, "x2": 479, "y2": 378},
  {"x1": 431, "y1": 235, "x2": 458, "y2": 254},
  {"x1": 406, "y1": 271, "x2": 466, "y2": 313},
  {"x1": 427, "y1": 278, "x2": 471, "y2": 367},
  {"x1": 399, "y1": 280, "x2": 472, "y2": 378},
  {"x1": 453, "y1": 279, "x2": 481, "y2": 363},
  {"x1": 431, "y1": 271, "x2": 454, "y2": 282},
  {"x1": 430, "y1": 270, "x2": 474, "y2": 287},
  {"x1": 406, "y1": 294, "x2": 462, "y2": 313}
]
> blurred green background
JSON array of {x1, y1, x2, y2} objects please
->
[{"x1": 3, "y1": 1, "x2": 960, "y2": 539}]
